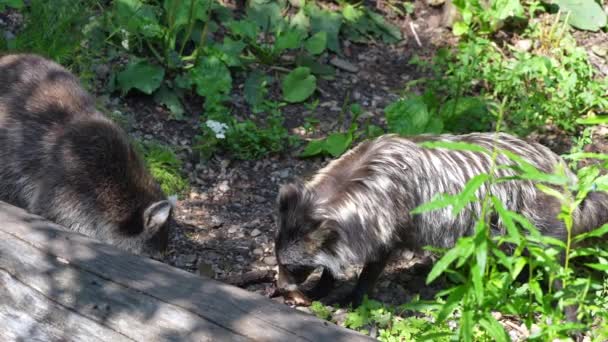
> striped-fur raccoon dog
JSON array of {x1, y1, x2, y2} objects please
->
[
  {"x1": 0, "y1": 54, "x2": 173, "y2": 256},
  {"x1": 275, "y1": 132, "x2": 608, "y2": 307}
]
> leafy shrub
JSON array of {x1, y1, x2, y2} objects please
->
[{"x1": 136, "y1": 141, "x2": 188, "y2": 196}]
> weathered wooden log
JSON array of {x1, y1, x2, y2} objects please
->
[{"x1": 0, "y1": 201, "x2": 372, "y2": 342}]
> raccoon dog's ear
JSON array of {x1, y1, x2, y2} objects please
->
[
  {"x1": 278, "y1": 183, "x2": 307, "y2": 214},
  {"x1": 143, "y1": 200, "x2": 172, "y2": 233}
]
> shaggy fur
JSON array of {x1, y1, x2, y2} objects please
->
[
  {"x1": 275, "y1": 133, "x2": 608, "y2": 306},
  {"x1": 0, "y1": 54, "x2": 172, "y2": 256}
]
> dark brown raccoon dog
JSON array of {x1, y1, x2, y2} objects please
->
[{"x1": 0, "y1": 54, "x2": 172, "y2": 256}]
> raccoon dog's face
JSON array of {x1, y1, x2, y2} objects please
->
[{"x1": 275, "y1": 183, "x2": 339, "y2": 285}]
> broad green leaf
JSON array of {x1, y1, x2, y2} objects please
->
[
  {"x1": 304, "y1": 31, "x2": 327, "y2": 55},
  {"x1": 453, "y1": 21, "x2": 469, "y2": 36},
  {"x1": 367, "y1": 10, "x2": 402, "y2": 42},
  {"x1": 439, "y1": 97, "x2": 490, "y2": 133},
  {"x1": 247, "y1": 0, "x2": 284, "y2": 32},
  {"x1": 307, "y1": 3, "x2": 342, "y2": 53},
  {"x1": 216, "y1": 38, "x2": 246, "y2": 67},
  {"x1": 154, "y1": 86, "x2": 184, "y2": 120},
  {"x1": 342, "y1": 4, "x2": 364, "y2": 22},
  {"x1": 164, "y1": 0, "x2": 210, "y2": 29},
  {"x1": 274, "y1": 27, "x2": 306, "y2": 54},
  {"x1": 0, "y1": 0, "x2": 23, "y2": 9},
  {"x1": 116, "y1": 60, "x2": 164, "y2": 95},
  {"x1": 282, "y1": 67, "x2": 317, "y2": 103},
  {"x1": 325, "y1": 133, "x2": 353, "y2": 157},
  {"x1": 190, "y1": 56, "x2": 232, "y2": 101},
  {"x1": 226, "y1": 20, "x2": 259, "y2": 40},
  {"x1": 115, "y1": 0, "x2": 163, "y2": 38},
  {"x1": 290, "y1": 8, "x2": 310, "y2": 31},
  {"x1": 385, "y1": 96, "x2": 435, "y2": 135},
  {"x1": 556, "y1": 0, "x2": 607, "y2": 31},
  {"x1": 492, "y1": 0, "x2": 524, "y2": 20},
  {"x1": 244, "y1": 71, "x2": 270, "y2": 112},
  {"x1": 300, "y1": 139, "x2": 325, "y2": 157}
]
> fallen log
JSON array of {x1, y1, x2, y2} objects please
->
[{"x1": 0, "y1": 201, "x2": 372, "y2": 342}]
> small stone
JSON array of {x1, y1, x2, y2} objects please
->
[
  {"x1": 209, "y1": 215, "x2": 224, "y2": 228},
  {"x1": 245, "y1": 219, "x2": 261, "y2": 229},
  {"x1": 277, "y1": 169, "x2": 290, "y2": 179},
  {"x1": 253, "y1": 248, "x2": 264, "y2": 256},
  {"x1": 177, "y1": 254, "x2": 198, "y2": 267},
  {"x1": 592, "y1": 45, "x2": 608, "y2": 57},
  {"x1": 228, "y1": 225, "x2": 240, "y2": 234},
  {"x1": 253, "y1": 195, "x2": 267, "y2": 203},
  {"x1": 514, "y1": 39, "x2": 533, "y2": 52},
  {"x1": 263, "y1": 256, "x2": 277, "y2": 266},
  {"x1": 426, "y1": 0, "x2": 445, "y2": 6},
  {"x1": 250, "y1": 228, "x2": 262, "y2": 237},
  {"x1": 218, "y1": 180, "x2": 230, "y2": 192},
  {"x1": 330, "y1": 57, "x2": 359, "y2": 73},
  {"x1": 198, "y1": 262, "x2": 215, "y2": 278},
  {"x1": 94, "y1": 64, "x2": 110, "y2": 78}
]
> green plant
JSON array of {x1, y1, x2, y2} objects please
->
[
  {"x1": 451, "y1": 0, "x2": 525, "y2": 36},
  {"x1": 555, "y1": 0, "x2": 607, "y2": 31},
  {"x1": 136, "y1": 141, "x2": 189, "y2": 196},
  {"x1": 403, "y1": 132, "x2": 608, "y2": 339},
  {"x1": 4, "y1": 0, "x2": 94, "y2": 67},
  {"x1": 310, "y1": 301, "x2": 332, "y2": 321},
  {"x1": 0, "y1": 0, "x2": 23, "y2": 11},
  {"x1": 405, "y1": 23, "x2": 608, "y2": 135},
  {"x1": 343, "y1": 297, "x2": 453, "y2": 341},
  {"x1": 300, "y1": 102, "x2": 381, "y2": 158},
  {"x1": 196, "y1": 101, "x2": 295, "y2": 160}
]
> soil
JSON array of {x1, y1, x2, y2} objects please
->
[{"x1": 3, "y1": 1, "x2": 608, "y2": 340}]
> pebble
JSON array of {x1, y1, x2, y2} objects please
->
[
  {"x1": 209, "y1": 215, "x2": 224, "y2": 228},
  {"x1": 250, "y1": 228, "x2": 262, "y2": 237},
  {"x1": 218, "y1": 180, "x2": 230, "y2": 192},
  {"x1": 228, "y1": 225, "x2": 240, "y2": 234},
  {"x1": 263, "y1": 256, "x2": 277, "y2": 266},
  {"x1": 330, "y1": 57, "x2": 359, "y2": 73},
  {"x1": 252, "y1": 248, "x2": 264, "y2": 256},
  {"x1": 514, "y1": 39, "x2": 533, "y2": 52},
  {"x1": 277, "y1": 168, "x2": 290, "y2": 179},
  {"x1": 177, "y1": 254, "x2": 198, "y2": 267}
]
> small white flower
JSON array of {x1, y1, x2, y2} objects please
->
[{"x1": 205, "y1": 120, "x2": 229, "y2": 139}]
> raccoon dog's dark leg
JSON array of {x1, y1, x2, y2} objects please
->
[
  {"x1": 343, "y1": 250, "x2": 391, "y2": 307},
  {"x1": 307, "y1": 267, "x2": 336, "y2": 299}
]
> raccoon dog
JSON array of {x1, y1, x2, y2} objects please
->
[
  {"x1": 0, "y1": 54, "x2": 172, "y2": 256},
  {"x1": 275, "y1": 132, "x2": 608, "y2": 307}
]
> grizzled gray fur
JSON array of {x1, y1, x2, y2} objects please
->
[
  {"x1": 275, "y1": 132, "x2": 608, "y2": 306},
  {"x1": 0, "y1": 54, "x2": 172, "y2": 256}
]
